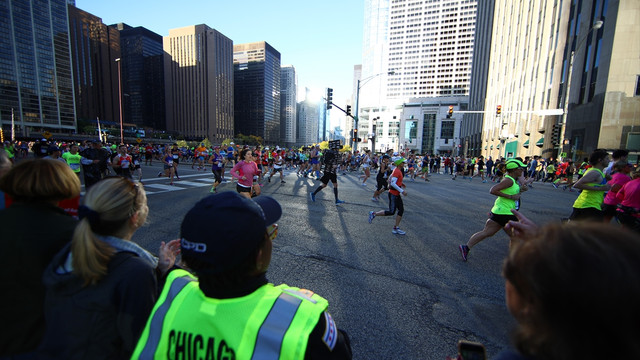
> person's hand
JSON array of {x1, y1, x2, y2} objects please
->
[
  {"x1": 402, "y1": 190, "x2": 408, "y2": 196},
  {"x1": 157, "y1": 239, "x2": 181, "y2": 276},
  {"x1": 505, "y1": 209, "x2": 540, "y2": 239}
]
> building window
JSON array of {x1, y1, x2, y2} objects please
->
[{"x1": 441, "y1": 120, "x2": 454, "y2": 139}]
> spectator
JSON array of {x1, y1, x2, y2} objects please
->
[
  {"x1": 132, "y1": 192, "x2": 352, "y2": 359},
  {"x1": 0, "y1": 150, "x2": 12, "y2": 209},
  {"x1": 80, "y1": 140, "x2": 109, "y2": 189},
  {"x1": 35, "y1": 177, "x2": 180, "y2": 359},
  {"x1": 0, "y1": 159, "x2": 80, "y2": 356},
  {"x1": 496, "y1": 214, "x2": 640, "y2": 360}
]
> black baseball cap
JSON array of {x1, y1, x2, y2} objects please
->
[{"x1": 180, "y1": 192, "x2": 282, "y2": 273}]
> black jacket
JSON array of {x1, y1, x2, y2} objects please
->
[
  {"x1": 35, "y1": 244, "x2": 158, "y2": 360},
  {"x1": 0, "y1": 202, "x2": 77, "y2": 356}
]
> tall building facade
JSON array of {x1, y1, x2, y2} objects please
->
[
  {"x1": 113, "y1": 23, "x2": 165, "y2": 131},
  {"x1": 163, "y1": 25, "x2": 234, "y2": 143},
  {"x1": 480, "y1": 0, "x2": 639, "y2": 162},
  {"x1": 461, "y1": 0, "x2": 494, "y2": 157},
  {"x1": 297, "y1": 88, "x2": 320, "y2": 145},
  {"x1": 0, "y1": 0, "x2": 76, "y2": 137},
  {"x1": 482, "y1": 0, "x2": 570, "y2": 160},
  {"x1": 280, "y1": 65, "x2": 297, "y2": 146},
  {"x1": 561, "y1": 0, "x2": 640, "y2": 160},
  {"x1": 68, "y1": 5, "x2": 120, "y2": 128},
  {"x1": 234, "y1": 42, "x2": 281, "y2": 144},
  {"x1": 359, "y1": 0, "x2": 478, "y2": 153}
]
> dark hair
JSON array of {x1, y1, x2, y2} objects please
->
[
  {"x1": 612, "y1": 149, "x2": 629, "y2": 159},
  {"x1": 182, "y1": 233, "x2": 269, "y2": 296},
  {"x1": 503, "y1": 223, "x2": 640, "y2": 359},
  {"x1": 588, "y1": 149, "x2": 609, "y2": 166},
  {"x1": 239, "y1": 148, "x2": 252, "y2": 160}
]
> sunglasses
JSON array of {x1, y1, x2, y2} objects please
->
[{"x1": 267, "y1": 223, "x2": 278, "y2": 241}]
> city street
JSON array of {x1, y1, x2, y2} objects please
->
[{"x1": 133, "y1": 163, "x2": 578, "y2": 359}]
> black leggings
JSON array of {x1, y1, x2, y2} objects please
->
[{"x1": 384, "y1": 193, "x2": 404, "y2": 216}]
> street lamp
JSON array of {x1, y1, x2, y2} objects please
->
[
  {"x1": 559, "y1": 19, "x2": 603, "y2": 158},
  {"x1": 115, "y1": 57, "x2": 123, "y2": 144},
  {"x1": 354, "y1": 70, "x2": 395, "y2": 149}
]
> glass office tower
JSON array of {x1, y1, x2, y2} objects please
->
[{"x1": 0, "y1": 0, "x2": 76, "y2": 136}]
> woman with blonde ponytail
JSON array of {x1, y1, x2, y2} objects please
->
[{"x1": 36, "y1": 177, "x2": 180, "y2": 359}]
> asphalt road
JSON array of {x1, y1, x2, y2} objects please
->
[{"x1": 132, "y1": 162, "x2": 578, "y2": 360}]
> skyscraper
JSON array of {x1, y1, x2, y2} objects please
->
[
  {"x1": 234, "y1": 42, "x2": 281, "y2": 144},
  {"x1": 68, "y1": 5, "x2": 120, "y2": 128},
  {"x1": 359, "y1": 0, "x2": 477, "y2": 154},
  {"x1": 163, "y1": 25, "x2": 234, "y2": 143},
  {"x1": 112, "y1": 23, "x2": 165, "y2": 131},
  {"x1": 297, "y1": 88, "x2": 320, "y2": 145},
  {"x1": 0, "y1": 0, "x2": 76, "y2": 136},
  {"x1": 280, "y1": 65, "x2": 297, "y2": 146}
]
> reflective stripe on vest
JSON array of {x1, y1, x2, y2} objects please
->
[
  {"x1": 139, "y1": 276, "x2": 194, "y2": 358},
  {"x1": 251, "y1": 292, "x2": 303, "y2": 360}
]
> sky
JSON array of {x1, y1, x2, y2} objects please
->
[{"x1": 76, "y1": 0, "x2": 364, "y2": 121}]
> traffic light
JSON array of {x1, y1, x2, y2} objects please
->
[
  {"x1": 346, "y1": 105, "x2": 352, "y2": 116},
  {"x1": 447, "y1": 105, "x2": 453, "y2": 119},
  {"x1": 496, "y1": 105, "x2": 502, "y2": 116},
  {"x1": 326, "y1": 88, "x2": 333, "y2": 110},
  {"x1": 551, "y1": 124, "x2": 562, "y2": 145},
  {"x1": 353, "y1": 128, "x2": 358, "y2": 142}
]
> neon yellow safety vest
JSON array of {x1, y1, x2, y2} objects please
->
[
  {"x1": 132, "y1": 270, "x2": 330, "y2": 360},
  {"x1": 62, "y1": 152, "x2": 82, "y2": 173},
  {"x1": 573, "y1": 168, "x2": 606, "y2": 210},
  {"x1": 491, "y1": 175, "x2": 520, "y2": 215}
]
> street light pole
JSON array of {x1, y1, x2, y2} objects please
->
[
  {"x1": 559, "y1": 19, "x2": 603, "y2": 159},
  {"x1": 354, "y1": 70, "x2": 395, "y2": 150},
  {"x1": 115, "y1": 58, "x2": 123, "y2": 144}
]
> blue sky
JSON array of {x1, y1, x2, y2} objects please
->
[{"x1": 76, "y1": 0, "x2": 363, "y2": 108}]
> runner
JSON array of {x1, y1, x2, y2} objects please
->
[
  {"x1": 359, "y1": 150, "x2": 372, "y2": 186},
  {"x1": 568, "y1": 149, "x2": 611, "y2": 222},
  {"x1": 368, "y1": 157, "x2": 408, "y2": 235},
  {"x1": 230, "y1": 148, "x2": 260, "y2": 199},
  {"x1": 131, "y1": 146, "x2": 143, "y2": 183},
  {"x1": 159, "y1": 148, "x2": 175, "y2": 185},
  {"x1": 61, "y1": 143, "x2": 82, "y2": 178},
  {"x1": 458, "y1": 159, "x2": 527, "y2": 261},
  {"x1": 309, "y1": 146, "x2": 345, "y2": 205},
  {"x1": 111, "y1": 144, "x2": 133, "y2": 180},
  {"x1": 371, "y1": 154, "x2": 391, "y2": 202},
  {"x1": 268, "y1": 150, "x2": 286, "y2": 184},
  {"x1": 144, "y1": 143, "x2": 153, "y2": 165},
  {"x1": 208, "y1": 146, "x2": 224, "y2": 193},
  {"x1": 171, "y1": 144, "x2": 182, "y2": 180},
  {"x1": 602, "y1": 161, "x2": 633, "y2": 223}
]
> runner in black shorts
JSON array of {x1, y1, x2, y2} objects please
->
[
  {"x1": 309, "y1": 148, "x2": 344, "y2": 205},
  {"x1": 372, "y1": 155, "x2": 391, "y2": 202}
]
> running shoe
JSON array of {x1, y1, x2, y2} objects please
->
[
  {"x1": 459, "y1": 245, "x2": 469, "y2": 261},
  {"x1": 281, "y1": 181, "x2": 286, "y2": 184},
  {"x1": 335, "y1": 199, "x2": 345, "y2": 205},
  {"x1": 371, "y1": 197, "x2": 379, "y2": 202},
  {"x1": 392, "y1": 227, "x2": 406, "y2": 235},
  {"x1": 361, "y1": 183, "x2": 367, "y2": 186},
  {"x1": 310, "y1": 192, "x2": 316, "y2": 202},
  {"x1": 552, "y1": 182, "x2": 559, "y2": 189},
  {"x1": 563, "y1": 185, "x2": 567, "y2": 191},
  {"x1": 268, "y1": 177, "x2": 271, "y2": 182},
  {"x1": 368, "y1": 211, "x2": 375, "y2": 224},
  {"x1": 157, "y1": 172, "x2": 162, "y2": 177},
  {"x1": 209, "y1": 186, "x2": 216, "y2": 193},
  {"x1": 482, "y1": 180, "x2": 487, "y2": 183}
]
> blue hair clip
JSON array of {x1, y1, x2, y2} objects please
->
[{"x1": 78, "y1": 205, "x2": 100, "y2": 226}]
